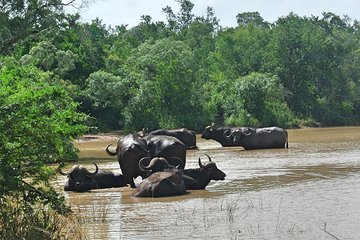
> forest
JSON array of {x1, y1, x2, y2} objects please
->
[
  {"x1": 1, "y1": 0, "x2": 360, "y2": 238},
  {"x1": 2, "y1": 0, "x2": 360, "y2": 133}
]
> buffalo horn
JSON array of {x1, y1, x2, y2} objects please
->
[
  {"x1": 138, "y1": 157, "x2": 152, "y2": 171},
  {"x1": 204, "y1": 154, "x2": 212, "y2": 162},
  {"x1": 57, "y1": 165, "x2": 77, "y2": 176},
  {"x1": 170, "y1": 157, "x2": 182, "y2": 168},
  {"x1": 105, "y1": 144, "x2": 117, "y2": 156},
  {"x1": 198, "y1": 157, "x2": 204, "y2": 168},
  {"x1": 84, "y1": 162, "x2": 99, "y2": 176},
  {"x1": 243, "y1": 128, "x2": 252, "y2": 136},
  {"x1": 223, "y1": 129, "x2": 231, "y2": 138}
]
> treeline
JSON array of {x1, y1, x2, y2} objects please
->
[{"x1": 2, "y1": 0, "x2": 360, "y2": 133}]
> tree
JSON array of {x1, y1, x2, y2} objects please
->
[
  {"x1": 20, "y1": 41, "x2": 76, "y2": 77},
  {"x1": 123, "y1": 38, "x2": 209, "y2": 131},
  {"x1": 162, "y1": 0, "x2": 195, "y2": 31},
  {"x1": 224, "y1": 73, "x2": 297, "y2": 127},
  {"x1": 0, "y1": 59, "x2": 88, "y2": 216},
  {"x1": 83, "y1": 70, "x2": 126, "y2": 130},
  {"x1": 236, "y1": 12, "x2": 270, "y2": 28},
  {"x1": 0, "y1": 0, "x2": 83, "y2": 55},
  {"x1": 272, "y1": 12, "x2": 358, "y2": 124}
]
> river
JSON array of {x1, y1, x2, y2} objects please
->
[{"x1": 53, "y1": 127, "x2": 360, "y2": 240}]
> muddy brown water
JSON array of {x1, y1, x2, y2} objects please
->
[{"x1": 53, "y1": 127, "x2": 360, "y2": 240}]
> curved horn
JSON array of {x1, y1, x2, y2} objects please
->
[
  {"x1": 243, "y1": 128, "x2": 252, "y2": 136},
  {"x1": 198, "y1": 156, "x2": 204, "y2": 168},
  {"x1": 105, "y1": 144, "x2": 117, "y2": 156},
  {"x1": 170, "y1": 157, "x2": 182, "y2": 168},
  {"x1": 204, "y1": 154, "x2": 212, "y2": 162},
  {"x1": 84, "y1": 162, "x2": 99, "y2": 176},
  {"x1": 138, "y1": 157, "x2": 152, "y2": 171},
  {"x1": 223, "y1": 129, "x2": 231, "y2": 138},
  {"x1": 57, "y1": 164, "x2": 77, "y2": 176}
]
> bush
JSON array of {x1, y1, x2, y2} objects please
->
[
  {"x1": 0, "y1": 60, "x2": 88, "y2": 237},
  {"x1": 224, "y1": 72, "x2": 298, "y2": 128}
]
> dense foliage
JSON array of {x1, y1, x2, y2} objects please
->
[{"x1": 3, "y1": 0, "x2": 360, "y2": 132}]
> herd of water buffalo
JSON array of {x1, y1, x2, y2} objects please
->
[{"x1": 58, "y1": 124, "x2": 288, "y2": 197}]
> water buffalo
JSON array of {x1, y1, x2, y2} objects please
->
[
  {"x1": 228, "y1": 126, "x2": 288, "y2": 149},
  {"x1": 201, "y1": 124, "x2": 244, "y2": 147},
  {"x1": 132, "y1": 171, "x2": 186, "y2": 197},
  {"x1": 58, "y1": 163, "x2": 127, "y2": 192},
  {"x1": 139, "y1": 128, "x2": 197, "y2": 149},
  {"x1": 182, "y1": 154, "x2": 226, "y2": 190},
  {"x1": 106, "y1": 134, "x2": 149, "y2": 188},
  {"x1": 139, "y1": 155, "x2": 226, "y2": 190},
  {"x1": 134, "y1": 157, "x2": 184, "y2": 197},
  {"x1": 143, "y1": 134, "x2": 187, "y2": 169}
]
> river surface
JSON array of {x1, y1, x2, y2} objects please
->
[{"x1": 53, "y1": 127, "x2": 360, "y2": 240}]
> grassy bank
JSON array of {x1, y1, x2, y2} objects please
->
[{"x1": 0, "y1": 197, "x2": 86, "y2": 240}]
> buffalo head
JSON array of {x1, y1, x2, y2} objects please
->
[
  {"x1": 201, "y1": 123, "x2": 216, "y2": 140},
  {"x1": 58, "y1": 162, "x2": 99, "y2": 192},
  {"x1": 198, "y1": 154, "x2": 226, "y2": 181},
  {"x1": 227, "y1": 128, "x2": 252, "y2": 143}
]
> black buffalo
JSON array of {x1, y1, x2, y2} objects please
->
[
  {"x1": 228, "y1": 126, "x2": 288, "y2": 149},
  {"x1": 132, "y1": 170, "x2": 186, "y2": 197},
  {"x1": 58, "y1": 163, "x2": 127, "y2": 192},
  {"x1": 201, "y1": 124, "x2": 243, "y2": 147},
  {"x1": 139, "y1": 128, "x2": 197, "y2": 149},
  {"x1": 182, "y1": 154, "x2": 226, "y2": 189},
  {"x1": 139, "y1": 155, "x2": 226, "y2": 190},
  {"x1": 143, "y1": 134, "x2": 187, "y2": 169},
  {"x1": 106, "y1": 134, "x2": 149, "y2": 188}
]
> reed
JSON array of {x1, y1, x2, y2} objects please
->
[{"x1": 0, "y1": 197, "x2": 86, "y2": 240}]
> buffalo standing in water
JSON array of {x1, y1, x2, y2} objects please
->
[
  {"x1": 227, "y1": 126, "x2": 288, "y2": 149},
  {"x1": 106, "y1": 134, "x2": 149, "y2": 188},
  {"x1": 138, "y1": 128, "x2": 197, "y2": 149},
  {"x1": 201, "y1": 124, "x2": 288, "y2": 149},
  {"x1": 58, "y1": 163, "x2": 127, "y2": 192}
]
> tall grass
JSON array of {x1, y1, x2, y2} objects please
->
[{"x1": 0, "y1": 197, "x2": 86, "y2": 240}]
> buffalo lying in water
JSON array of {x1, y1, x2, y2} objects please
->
[
  {"x1": 58, "y1": 163, "x2": 127, "y2": 192},
  {"x1": 132, "y1": 156, "x2": 186, "y2": 197},
  {"x1": 201, "y1": 124, "x2": 288, "y2": 149},
  {"x1": 138, "y1": 155, "x2": 226, "y2": 190}
]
